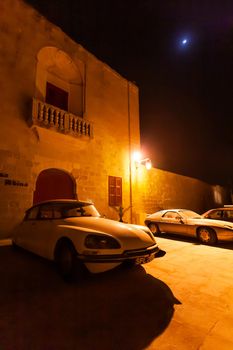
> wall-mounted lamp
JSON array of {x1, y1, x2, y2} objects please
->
[
  {"x1": 137, "y1": 157, "x2": 152, "y2": 170},
  {"x1": 132, "y1": 152, "x2": 152, "y2": 170}
]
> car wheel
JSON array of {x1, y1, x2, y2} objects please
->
[
  {"x1": 197, "y1": 227, "x2": 217, "y2": 245},
  {"x1": 148, "y1": 222, "x2": 160, "y2": 235},
  {"x1": 12, "y1": 240, "x2": 18, "y2": 249},
  {"x1": 55, "y1": 240, "x2": 85, "y2": 281}
]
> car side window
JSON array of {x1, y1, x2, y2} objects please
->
[
  {"x1": 53, "y1": 208, "x2": 62, "y2": 219},
  {"x1": 26, "y1": 207, "x2": 39, "y2": 220},
  {"x1": 163, "y1": 212, "x2": 177, "y2": 219},
  {"x1": 39, "y1": 206, "x2": 53, "y2": 220},
  {"x1": 63, "y1": 207, "x2": 84, "y2": 218},
  {"x1": 209, "y1": 210, "x2": 222, "y2": 219},
  {"x1": 224, "y1": 210, "x2": 233, "y2": 220}
]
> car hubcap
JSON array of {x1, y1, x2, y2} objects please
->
[{"x1": 199, "y1": 229, "x2": 210, "y2": 242}]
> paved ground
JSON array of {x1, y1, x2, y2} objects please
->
[{"x1": 0, "y1": 236, "x2": 233, "y2": 350}]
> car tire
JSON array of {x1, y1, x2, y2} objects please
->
[
  {"x1": 197, "y1": 227, "x2": 217, "y2": 245},
  {"x1": 54, "y1": 239, "x2": 85, "y2": 281},
  {"x1": 148, "y1": 222, "x2": 160, "y2": 235},
  {"x1": 12, "y1": 240, "x2": 18, "y2": 249}
]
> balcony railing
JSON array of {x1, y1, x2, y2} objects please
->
[{"x1": 31, "y1": 98, "x2": 93, "y2": 138}]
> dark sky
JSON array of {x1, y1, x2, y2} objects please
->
[{"x1": 26, "y1": 0, "x2": 233, "y2": 186}]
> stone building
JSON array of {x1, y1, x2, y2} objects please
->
[{"x1": 0, "y1": 0, "x2": 229, "y2": 238}]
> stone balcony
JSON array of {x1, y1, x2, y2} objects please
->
[{"x1": 31, "y1": 98, "x2": 93, "y2": 138}]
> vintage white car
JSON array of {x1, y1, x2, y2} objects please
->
[
  {"x1": 13, "y1": 200, "x2": 164, "y2": 280},
  {"x1": 145, "y1": 209, "x2": 233, "y2": 245}
]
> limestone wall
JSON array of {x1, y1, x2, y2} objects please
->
[{"x1": 130, "y1": 166, "x2": 230, "y2": 224}]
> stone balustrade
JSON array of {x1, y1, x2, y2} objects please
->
[{"x1": 32, "y1": 98, "x2": 93, "y2": 138}]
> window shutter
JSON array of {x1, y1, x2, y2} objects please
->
[
  {"x1": 115, "y1": 177, "x2": 122, "y2": 206},
  {"x1": 109, "y1": 176, "x2": 116, "y2": 206},
  {"x1": 108, "y1": 176, "x2": 122, "y2": 206}
]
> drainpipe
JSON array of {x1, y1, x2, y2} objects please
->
[{"x1": 128, "y1": 82, "x2": 133, "y2": 223}]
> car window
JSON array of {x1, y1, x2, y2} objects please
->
[
  {"x1": 62, "y1": 204, "x2": 100, "y2": 218},
  {"x1": 208, "y1": 210, "x2": 222, "y2": 219},
  {"x1": 64, "y1": 208, "x2": 84, "y2": 217},
  {"x1": 53, "y1": 208, "x2": 62, "y2": 219},
  {"x1": 39, "y1": 205, "x2": 53, "y2": 220},
  {"x1": 26, "y1": 206, "x2": 39, "y2": 220},
  {"x1": 224, "y1": 210, "x2": 233, "y2": 220},
  {"x1": 163, "y1": 212, "x2": 178, "y2": 219}
]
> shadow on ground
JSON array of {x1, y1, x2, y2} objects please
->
[
  {"x1": 156, "y1": 232, "x2": 233, "y2": 250},
  {"x1": 0, "y1": 246, "x2": 180, "y2": 350}
]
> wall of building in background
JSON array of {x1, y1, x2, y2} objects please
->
[
  {"x1": 130, "y1": 166, "x2": 230, "y2": 225},
  {"x1": 0, "y1": 0, "x2": 230, "y2": 238}
]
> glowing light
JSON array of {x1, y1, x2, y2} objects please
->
[
  {"x1": 145, "y1": 160, "x2": 152, "y2": 170},
  {"x1": 182, "y1": 39, "x2": 187, "y2": 45},
  {"x1": 132, "y1": 151, "x2": 142, "y2": 162}
]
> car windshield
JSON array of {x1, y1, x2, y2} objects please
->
[
  {"x1": 62, "y1": 203, "x2": 100, "y2": 218},
  {"x1": 180, "y1": 210, "x2": 202, "y2": 219}
]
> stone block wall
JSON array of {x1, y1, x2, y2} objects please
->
[{"x1": 130, "y1": 166, "x2": 230, "y2": 225}]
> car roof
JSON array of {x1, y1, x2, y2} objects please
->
[
  {"x1": 162, "y1": 209, "x2": 191, "y2": 212},
  {"x1": 26, "y1": 199, "x2": 93, "y2": 211},
  {"x1": 208, "y1": 207, "x2": 233, "y2": 211},
  {"x1": 156, "y1": 209, "x2": 192, "y2": 214}
]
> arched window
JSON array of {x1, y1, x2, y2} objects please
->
[{"x1": 35, "y1": 47, "x2": 84, "y2": 116}]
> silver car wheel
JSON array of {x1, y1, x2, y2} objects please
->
[{"x1": 197, "y1": 227, "x2": 217, "y2": 245}]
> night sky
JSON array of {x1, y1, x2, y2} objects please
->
[{"x1": 26, "y1": 0, "x2": 233, "y2": 186}]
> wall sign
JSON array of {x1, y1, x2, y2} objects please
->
[
  {"x1": 5, "y1": 179, "x2": 28, "y2": 187},
  {"x1": 0, "y1": 171, "x2": 28, "y2": 187}
]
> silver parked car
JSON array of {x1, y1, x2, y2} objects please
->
[
  {"x1": 13, "y1": 200, "x2": 164, "y2": 280},
  {"x1": 145, "y1": 209, "x2": 233, "y2": 245},
  {"x1": 202, "y1": 206, "x2": 233, "y2": 223}
]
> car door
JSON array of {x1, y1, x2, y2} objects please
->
[
  {"x1": 30, "y1": 204, "x2": 56, "y2": 258},
  {"x1": 16, "y1": 206, "x2": 40, "y2": 251},
  {"x1": 160, "y1": 211, "x2": 188, "y2": 235},
  {"x1": 20, "y1": 205, "x2": 54, "y2": 258},
  {"x1": 159, "y1": 211, "x2": 180, "y2": 233}
]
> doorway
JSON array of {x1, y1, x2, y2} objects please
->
[{"x1": 33, "y1": 169, "x2": 76, "y2": 204}]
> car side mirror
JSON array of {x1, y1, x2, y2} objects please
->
[{"x1": 177, "y1": 217, "x2": 184, "y2": 224}]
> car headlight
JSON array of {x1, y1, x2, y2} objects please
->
[{"x1": 84, "y1": 234, "x2": 121, "y2": 249}]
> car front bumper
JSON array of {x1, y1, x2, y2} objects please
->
[{"x1": 78, "y1": 243, "x2": 165, "y2": 264}]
